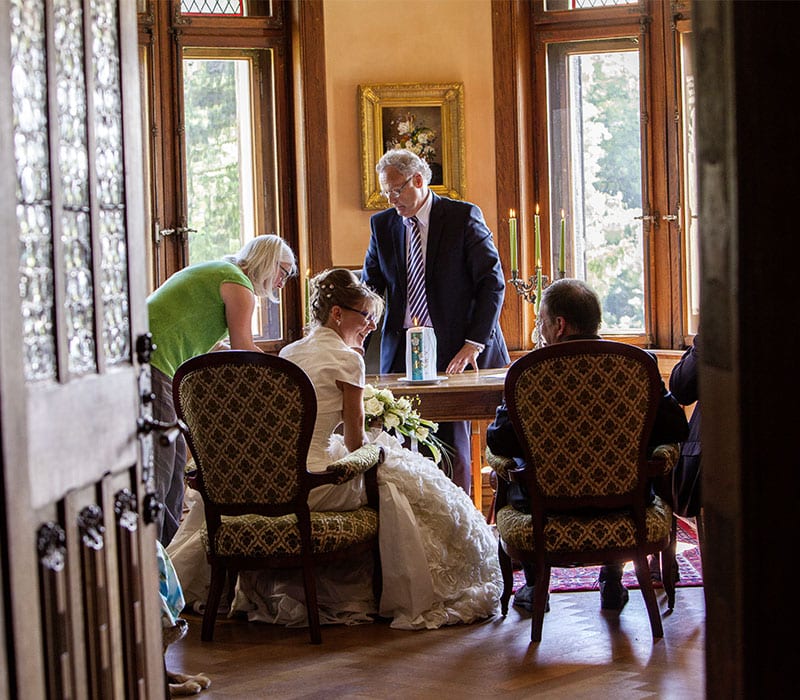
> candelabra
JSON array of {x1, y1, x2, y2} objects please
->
[
  {"x1": 505, "y1": 207, "x2": 568, "y2": 346},
  {"x1": 508, "y1": 267, "x2": 565, "y2": 347},
  {"x1": 508, "y1": 269, "x2": 548, "y2": 308}
]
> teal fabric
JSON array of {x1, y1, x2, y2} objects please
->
[
  {"x1": 157, "y1": 540, "x2": 185, "y2": 627},
  {"x1": 147, "y1": 260, "x2": 254, "y2": 377}
]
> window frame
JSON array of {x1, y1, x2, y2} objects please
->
[
  {"x1": 544, "y1": 35, "x2": 649, "y2": 337},
  {"x1": 138, "y1": 0, "x2": 299, "y2": 351},
  {"x1": 493, "y1": 0, "x2": 693, "y2": 352}
]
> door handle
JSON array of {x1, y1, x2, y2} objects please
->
[
  {"x1": 154, "y1": 227, "x2": 175, "y2": 245},
  {"x1": 137, "y1": 417, "x2": 188, "y2": 447}
]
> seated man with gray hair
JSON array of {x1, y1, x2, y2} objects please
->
[{"x1": 486, "y1": 278, "x2": 689, "y2": 612}]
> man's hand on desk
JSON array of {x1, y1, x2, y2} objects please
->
[{"x1": 446, "y1": 343, "x2": 481, "y2": 374}]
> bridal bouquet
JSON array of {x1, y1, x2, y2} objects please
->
[{"x1": 363, "y1": 384, "x2": 452, "y2": 470}]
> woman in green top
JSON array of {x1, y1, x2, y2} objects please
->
[{"x1": 148, "y1": 234, "x2": 296, "y2": 545}]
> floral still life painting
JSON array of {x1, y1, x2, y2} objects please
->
[
  {"x1": 384, "y1": 111, "x2": 438, "y2": 164},
  {"x1": 382, "y1": 108, "x2": 443, "y2": 185},
  {"x1": 359, "y1": 82, "x2": 465, "y2": 209}
]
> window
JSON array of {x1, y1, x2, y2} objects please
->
[
  {"x1": 548, "y1": 40, "x2": 645, "y2": 334},
  {"x1": 678, "y1": 24, "x2": 699, "y2": 337},
  {"x1": 532, "y1": 0, "x2": 695, "y2": 348},
  {"x1": 138, "y1": 0, "x2": 295, "y2": 346},
  {"x1": 183, "y1": 52, "x2": 262, "y2": 267}
]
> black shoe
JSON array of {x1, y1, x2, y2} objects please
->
[
  {"x1": 651, "y1": 554, "x2": 681, "y2": 584},
  {"x1": 599, "y1": 578, "x2": 629, "y2": 611},
  {"x1": 513, "y1": 584, "x2": 550, "y2": 613},
  {"x1": 648, "y1": 555, "x2": 662, "y2": 583},
  {"x1": 667, "y1": 554, "x2": 680, "y2": 583}
]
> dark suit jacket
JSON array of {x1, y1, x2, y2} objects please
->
[
  {"x1": 362, "y1": 193, "x2": 510, "y2": 374},
  {"x1": 486, "y1": 336, "x2": 689, "y2": 467},
  {"x1": 669, "y1": 335, "x2": 701, "y2": 516}
]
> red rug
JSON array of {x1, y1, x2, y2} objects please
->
[{"x1": 512, "y1": 516, "x2": 703, "y2": 593}]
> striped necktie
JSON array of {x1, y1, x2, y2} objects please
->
[{"x1": 406, "y1": 216, "x2": 430, "y2": 326}]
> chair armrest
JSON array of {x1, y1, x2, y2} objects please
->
[
  {"x1": 323, "y1": 444, "x2": 385, "y2": 485},
  {"x1": 485, "y1": 447, "x2": 516, "y2": 482},
  {"x1": 647, "y1": 443, "x2": 681, "y2": 477}
]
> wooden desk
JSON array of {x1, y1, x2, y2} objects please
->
[
  {"x1": 372, "y1": 369, "x2": 507, "y2": 421},
  {"x1": 370, "y1": 369, "x2": 508, "y2": 509}
]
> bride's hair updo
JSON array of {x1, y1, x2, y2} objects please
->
[{"x1": 309, "y1": 268, "x2": 384, "y2": 327}]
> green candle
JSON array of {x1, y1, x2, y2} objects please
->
[
  {"x1": 509, "y1": 209, "x2": 518, "y2": 272},
  {"x1": 304, "y1": 269, "x2": 311, "y2": 324},
  {"x1": 535, "y1": 266, "x2": 542, "y2": 313},
  {"x1": 558, "y1": 210, "x2": 566, "y2": 276}
]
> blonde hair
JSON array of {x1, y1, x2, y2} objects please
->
[
  {"x1": 309, "y1": 268, "x2": 384, "y2": 327},
  {"x1": 223, "y1": 234, "x2": 296, "y2": 301}
]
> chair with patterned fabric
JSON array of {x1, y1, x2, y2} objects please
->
[
  {"x1": 490, "y1": 339, "x2": 680, "y2": 642},
  {"x1": 172, "y1": 350, "x2": 383, "y2": 644}
]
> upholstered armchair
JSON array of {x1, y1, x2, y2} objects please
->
[
  {"x1": 172, "y1": 351, "x2": 383, "y2": 644},
  {"x1": 489, "y1": 340, "x2": 680, "y2": 642}
]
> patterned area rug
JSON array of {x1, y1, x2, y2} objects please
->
[{"x1": 512, "y1": 516, "x2": 703, "y2": 593}]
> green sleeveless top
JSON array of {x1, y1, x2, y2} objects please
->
[{"x1": 147, "y1": 260, "x2": 254, "y2": 377}]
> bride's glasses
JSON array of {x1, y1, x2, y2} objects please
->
[{"x1": 339, "y1": 304, "x2": 378, "y2": 325}]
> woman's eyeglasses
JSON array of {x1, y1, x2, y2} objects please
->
[
  {"x1": 278, "y1": 263, "x2": 294, "y2": 281},
  {"x1": 339, "y1": 304, "x2": 378, "y2": 325}
]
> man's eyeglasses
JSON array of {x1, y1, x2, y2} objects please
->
[
  {"x1": 339, "y1": 304, "x2": 378, "y2": 325},
  {"x1": 380, "y1": 175, "x2": 413, "y2": 200}
]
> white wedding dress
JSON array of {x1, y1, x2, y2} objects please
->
[{"x1": 167, "y1": 326, "x2": 501, "y2": 630}]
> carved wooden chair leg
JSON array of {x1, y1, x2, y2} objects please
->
[
  {"x1": 497, "y1": 541, "x2": 514, "y2": 616},
  {"x1": 301, "y1": 559, "x2": 322, "y2": 644},
  {"x1": 201, "y1": 564, "x2": 226, "y2": 642},
  {"x1": 664, "y1": 516, "x2": 678, "y2": 610},
  {"x1": 634, "y1": 554, "x2": 664, "y2": 638}
]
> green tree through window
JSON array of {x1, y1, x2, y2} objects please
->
[{"x1": 184, "y1": 58, "x2": 247, "y2": 264}]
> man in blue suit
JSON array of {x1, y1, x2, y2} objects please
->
[{"x1": 362, "y1": 148, "x2": 510, "y2": 494}]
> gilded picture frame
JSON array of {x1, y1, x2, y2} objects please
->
[{"x1": 359, "y1": 82, "x2": 466, "y2": 210}]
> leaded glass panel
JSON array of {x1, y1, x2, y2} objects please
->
[
  {"x1": 55, "y1": 0, "x2": 96, "y2": 375},
  {"x1": 62, "y1": 210, "x2": 96, "y2": 368},
  {"x1": 12, "y1": 0, "x2": 131, "y2": 380},
  {"x1": 11, "y1": 0, "x2": 56, "y2": 381},
  {"x1": 179, "y1": 0, "x2": 274, "y2": 18},
  {"x1": 545, "y1": 0, "x2": 637, "y2": 10},
  {"x1": 92, "y1": 0, "x2": 130, "y2": 364},
  {"x1": 181, "y1": 0, "x2": 243, "y2": 15}
]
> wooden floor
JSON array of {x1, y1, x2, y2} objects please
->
[{"x1": 167, "y1": 584, "x2": 705, "y2": 699}]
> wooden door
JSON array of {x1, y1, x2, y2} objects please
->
[{"x1": 0, "y1": 1, "x2": 164, "y2": 698}]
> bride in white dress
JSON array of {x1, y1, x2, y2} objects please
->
[{"x1": 168, "y1": 268, "x2": 501, "y2": 630}]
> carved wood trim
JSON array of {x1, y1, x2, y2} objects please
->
[
  {"x1": 78, "y1": 505, "x2": 113, "y2": 700},
  {"x1": 293, "y1": 0, "x2": 332, "y2": 275},
  {"x1": 492, "y1": 0, "x2": 536, "y2": 350},
  {"x1": 37, "y1": 522, "x2": 73, "y2": 700},
  {"x1": 114, "y1": 489, "x2": 146, "y2": 698}
]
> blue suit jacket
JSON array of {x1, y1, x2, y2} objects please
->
[{"x1": 362, "y1": 193, "x2": 510, "y2": 374}]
